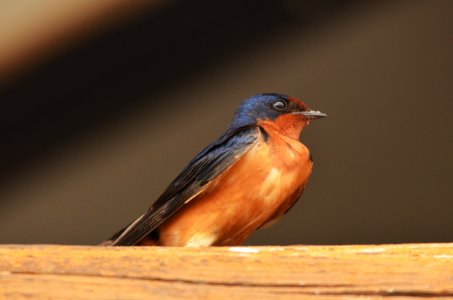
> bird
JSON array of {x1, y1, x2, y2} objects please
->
[{"x1": 103, "y1": 93, "x2": 326, "y2": 247}]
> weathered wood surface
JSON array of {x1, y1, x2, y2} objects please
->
[{"x1": 0, "y1": 243, "x2": 452, "y2": 299}]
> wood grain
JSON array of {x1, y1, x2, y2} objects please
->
[{"x1": 0, "y1": 243, "x2": 452, "y2": 299}]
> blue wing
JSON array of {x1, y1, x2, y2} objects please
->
[{"x1": 108, "y1": 126, "x2": 260, "y2": 246}]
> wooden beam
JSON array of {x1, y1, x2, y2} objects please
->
[
  {"x1": 1, "y1": 243, "x2": 452, "y2": 299},
  {"x1": 0, "y1": 0, "x2": 161, "y2": 81}
]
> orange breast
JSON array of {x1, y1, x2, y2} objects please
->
[{"x1": 157, "y1": 128, "x2": 313, "y2": 246}]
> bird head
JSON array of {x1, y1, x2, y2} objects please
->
[{"x1": 229, "y1": 93, "x2": 326, "y2": 140}]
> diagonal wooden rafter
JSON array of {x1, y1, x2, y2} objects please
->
[{"x1": 0, "y1": 0, "x2": 162, "y2": 81}]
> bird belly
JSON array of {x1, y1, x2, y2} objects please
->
[{"x1": 156, "y1": 137, "x2": 312, "y2": 246}]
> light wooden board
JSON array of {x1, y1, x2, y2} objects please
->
[{"x1": 0, "y1": 244, "x2": 452, "y2": 299}]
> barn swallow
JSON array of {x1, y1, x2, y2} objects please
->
[{"x1": 104, "y1": 93, "x2": 326, "y2": 247}]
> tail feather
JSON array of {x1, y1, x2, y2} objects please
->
[{"x1": 99, "y1": 224, "x2": 129, "y2": 246}]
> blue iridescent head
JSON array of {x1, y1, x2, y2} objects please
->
[{"x1": 229, "y1": 93, "x2": 326, "y2": 129}]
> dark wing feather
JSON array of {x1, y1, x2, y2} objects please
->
[{"x1": 108, "y1": 126, "x2": 259, "y2": 246}]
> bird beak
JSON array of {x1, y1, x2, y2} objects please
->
[{"x1": 293, "y1": 110, "x2": 327, "y2": 120}]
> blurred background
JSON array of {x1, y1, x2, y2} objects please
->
[{"x1": 0, "y1": 0, "x2": 451, "y2": 246}]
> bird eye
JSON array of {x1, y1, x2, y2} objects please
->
[{"x1": 272, "y1": 99, "x2": 287, "y2": 111}]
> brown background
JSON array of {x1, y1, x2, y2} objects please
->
[{"x1": 0, "y1": 0, "x2": 452, "y2": 245}]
